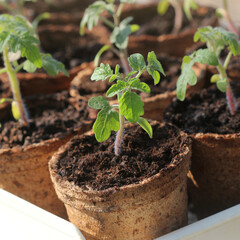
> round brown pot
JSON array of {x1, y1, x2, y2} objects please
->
[
  {"x1": 188, "y1": 132, "x2": 240, "y2": 219},
  {"x1": 0, "y1": 94, "x2": 93, "y2": 219},
  {"x1": 163, "y1": 85, "x2": 240, "y2": 219},
  {"x1": 49, "y1": 123, "x2": 191, "y2": 239}
]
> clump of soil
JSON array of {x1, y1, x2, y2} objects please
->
[
  {"x1": 0, "y1": 91, "x2": 92, "y2": 149},
  {"x1": 164, "y1": 86, "x2": 240, "y2": 134},
  {"x1": 57, "y1": 122, "x2": 189, "y2": 191}
]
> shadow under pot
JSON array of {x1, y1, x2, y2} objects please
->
[
  {"x1": 0, "y1": 91, "x2": 93, "y2": 219},
  {"x1": 70, "y1": 56, "x2": 207, "y2": 121},
  {"x1": 49, "y1": 122, "x2": 191, "y2": 240},
  {"x1": 163, "y1": 86, "x2": 240, "y2": 219}
]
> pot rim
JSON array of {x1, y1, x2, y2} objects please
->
[{"x1": 49, "y1": 122, "x2": 191, "y2": 195}]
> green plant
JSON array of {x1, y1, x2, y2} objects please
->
[
  {"x1": 176, "y1": 26, "x2": 240, "y2": 115},
  {"x1": 158, "y1": 0, "x2": 198, "y2": 34},
  {"x1": 0, "y1": 14, "x2": 68, "y2": 126},
  {"x1": 80, "y1": 0, "x2": 139, "y2": 74},
  {"x1": 88, "y1": 51, "x2": 165, "y2": 156},
  {"x1": 0, "y1": 0, "x2": 51, "y2": 30}
]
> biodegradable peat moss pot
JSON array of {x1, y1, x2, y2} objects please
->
[
  {"x1": 164, "y1": 86, "x2": 240, "y2": 219},
  {"x1": 163, "y1": 26, "x2": 240, "y2": 219},
  {"x1": 0, "y1": 92, "x2": 93, "y2": 219},
  {"x1": 49, "y1": 122, "x2": 191, "y2": 240}
]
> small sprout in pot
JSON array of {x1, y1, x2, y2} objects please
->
[
  {"x1": 176, "y1": 26, "x2": 240, "y2": 115},
  {"x1": 0, "y1": 14, "x2": 68, "y2": 126},
  {"x1": 158, "y1": 0, "x2": 198, "y2": 34},
  {"x1": 89, "y1": 51, "x2": 165, "y2": 156}
]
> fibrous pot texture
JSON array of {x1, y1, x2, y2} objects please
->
[
  {"x1": 0, "y1": 92, "x2": 93, "y2": 218},
  {"x1": 49, "y1": 122, "x2": 191, "y2": 239},
  {"x1": 164, "y1": 86, "x2": 240, "y2": 218}
]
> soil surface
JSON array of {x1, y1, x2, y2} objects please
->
[
  {"x1": 132, "y1": 6, "x2": 216, "y2": 36},
  {"x1": 56, "y1": 122, "x2": 189, "y2": 191},
  {"x1": 164, "y1": 86, "x2": 240, "y2": 134},
  {"x1": 0, "y1": 91, "x2": 92, "y2": 149}
]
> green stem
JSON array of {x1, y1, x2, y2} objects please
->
[
  {"x1": 100, "y1": 16, "x2": 115, "y2": 29},
  {"x1": 223, "y1": 51, "x2": 232, "y2": 70},
  {"x1": 114, "y1": 113, "x2": 125, "y2": 156},
  {"x1": 0, "y1": 68, "x2": 7, "y2": 74},
  {"x1": 217, "y1": 56, "x2": 236, "y2": 115},
  {"x1": 3, "y1": 47, "x2": 28, "y2": 126}
]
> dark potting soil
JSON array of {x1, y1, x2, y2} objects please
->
[
  {"x1": 164, "y1": 86, "x2": 240, "y2": 135},
  {"x1": 0, "y1": 91, "x2": 92, "y2": 149},
  {"x1": 132, "y1": 6, "x2": 216, "y2": 36},
  {"x1": 57, "y1": 122, "x2": 189, "y2": 191}
]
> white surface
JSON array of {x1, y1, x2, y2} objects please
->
[
  {"x1": 156, "y1": 204, "x2": 240, "y2": 240},
  {"x1": 0, "y1": 189, "x2": 85, "y2": 240}
]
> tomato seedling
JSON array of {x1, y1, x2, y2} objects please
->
[
  {"x1": 89, "y1": 51, "x2": 165, "y2": 156},
  {"x1": 176, "y1": 26, "x2": 240, "y2": 115},
  {"x1": 0, "y1": 14, "x2": 68, "y2": 126}
]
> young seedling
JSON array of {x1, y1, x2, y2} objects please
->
[
  {"x1": 216, "y1": 0, "x2": 239, "y2": 38},
  {"x1": 80, "y1": 0, "x2": 139, "y2": 74},
  {"x1": 88, "y1": 51, "x2": 165, "y2": 156},
  {"x1": 158, "y1": 0, "x2": 198, "y2": 34},
  {"x1": 176, "y1": 26, "x2": 240, "y2": 115},
  {"x1": 0, "y1": 14, "x2": 68, "y2": 126},
  {"x1": 0, "y1": 0, "x2": 51, "y2": 30}
]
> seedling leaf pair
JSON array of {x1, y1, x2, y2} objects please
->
[{"x1": 89, "y1": 52, "x2": 163, "y2": 143}]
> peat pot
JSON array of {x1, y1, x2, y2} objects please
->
[
  {"x1": 0, "y1": 92, "x2": 93, "y2": 219},
  {"x1": 164, "y1": 86, "x2": 240, "y2": 219},
  {"x1": 49, "y1": 122, "x2": 191, "y2": 239}
]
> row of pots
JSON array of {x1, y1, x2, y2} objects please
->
[{"x1": 0, "y1": 2, "x2": 239, "y2": 240}]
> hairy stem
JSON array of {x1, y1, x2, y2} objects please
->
[
  {"x1": 3, "y1": 47, "x2": 28, "y2": 126},
  {"x1": 171, "y1": 0, "x2": 183, "y2": 34},
  {"x1": 114, "y1": 114, "x2": 125, "y2": 156},
  {"x1": 100, "y1": 16, "x2": 115, "y2": 29},
  {"x1": 217, "y1": 58, "x2": 237, "y2": 115}
]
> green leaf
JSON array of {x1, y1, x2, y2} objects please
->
[
  {"x1": 11, "y1": 101, "x2": 20, "y2": 121},
  {"x1": 137, "y1": 117, "x2": 152, "y2": 138},
  {"x1": 119, "y1": 91, "x2": 144, "y2": 123},
  {"x1": 210, "y1": 74, "x2": 221, "y2": 83},
  {"x1": 91, "y1": 63, "x2": 113, "y2": 81},
  {"x1": 131, "y1": 24, "x2": 140, "y2": 33},
  {"x1": 109, "y1": 74, "x2": 118, "y2": 82},
  {"x1": 41, "y1": 54, "x2": 69, "y2": 76},
  {"x1": 157, "y1": 0, "x2": 170, "y2": 15},
  {"x1": 23, "y1": 60, "x2": 37, "y2": 73},
  {"x1": 110, "y1": 24, "x2": 131, "y2": 49},
  {"x1": 183, "y1": 0, "x2": 198, "y2": 20},
  {"x1": 128, "y1": 53, "x2": 146, "y2": 71},
  {"x1": 115, "y1": 64, "x2": 120, "y2": 74},
  {"x1": 147, "y1": 51, "x2": 165, "y2": 85},
  {"x1": 80, "y1": 1, "x2": 114, "y2": 35},
  {"x1": 130, "y1": 78, "x2": 150, "y2": 93},
  {"x1": 177, "y1": 49, "x2": 219, "y2": 101},
  {"x1": 0, "y1": 98, "x2": 12, "y2": 105},
  {"x1": 94, "y1": 45, "x2": 111, "y2": 67},
  {"x1": 93, "y1": 107, "x2": 120, "y2": 142},
  {"x1": 88, "y1": 96, "x2": 109, "y2": 110},
  {"x1": 216, "y1": 79, "x2": 227, "y2": 92},
  {"x1": 106, "y1": 80, "x2": 127, "y2": 97},
  {"x1": 194, "y1": 26, "x2": 240, "y2": 57}
]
